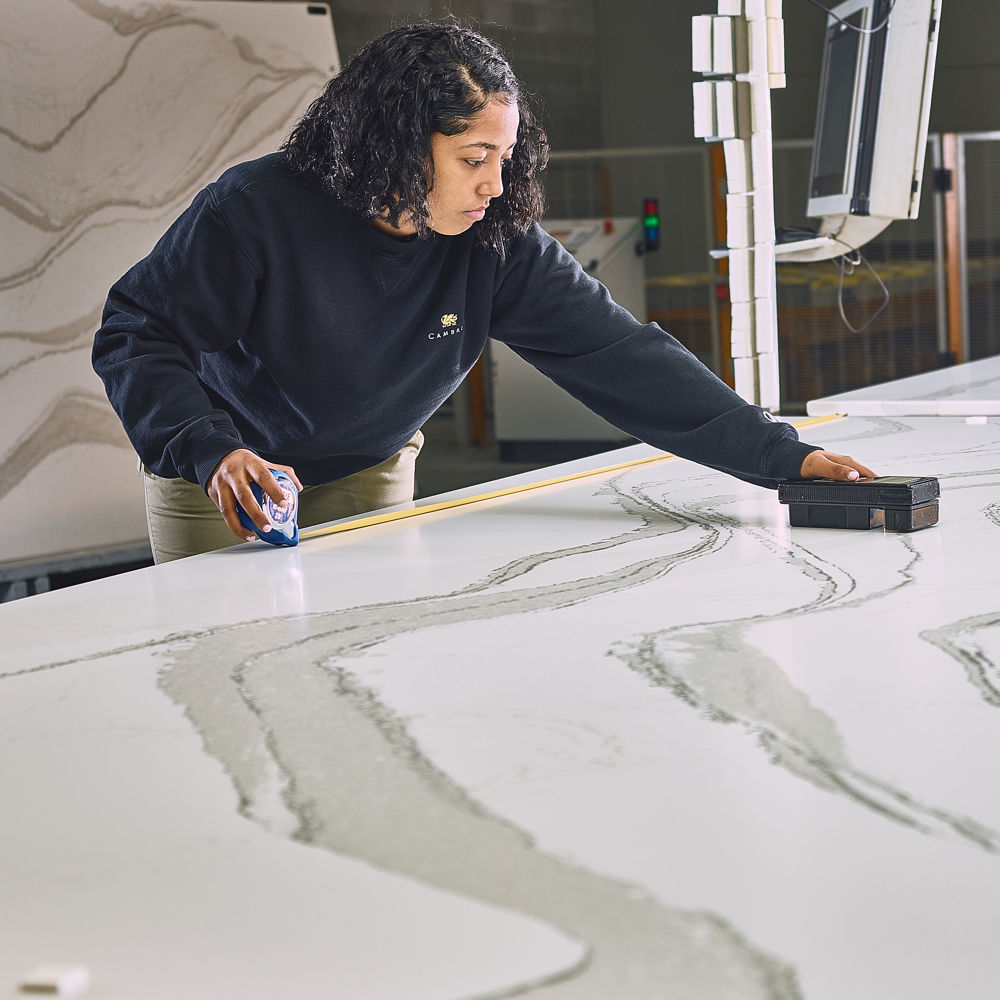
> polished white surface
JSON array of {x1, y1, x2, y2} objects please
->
[
  {"x1": 3, "y1": 416, "x2": 1000, "y2": 998},
  {"x1": 807, "y1": 354, "x2": 1000, "y2": 415},
  {"x1": 0, "y1": 1, "x2": 338, "y2": 567}
]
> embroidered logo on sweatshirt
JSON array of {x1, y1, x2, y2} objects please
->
[{"x1": 428, "y1": 312, "x2": 464, "y2": 340}]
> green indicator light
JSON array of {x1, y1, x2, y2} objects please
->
[{"x1": 642, "y1": 198, "x2": 660, "y2": 251}]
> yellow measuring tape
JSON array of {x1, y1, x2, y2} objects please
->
[{"x1": 299, "y1": 413, "x2": 846, "y2": 542}]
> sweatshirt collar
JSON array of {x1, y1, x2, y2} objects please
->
[{"x1": 349, "y1": 211, "x2": 440, "y2": 258}]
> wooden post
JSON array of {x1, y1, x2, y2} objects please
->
[
  {"x1": 941, "y1": 132, "x2": 963, "y2": 364},
  {"x1": 710, "y1": 143, "x2": 733, "y2": 386},
  {"x1": 467, "y1": 358, "x2": 489, "y2": 446}
]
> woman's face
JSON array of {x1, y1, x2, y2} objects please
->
[{"x1": 372, "y1": 96, "x2": 520, "y2": 238}]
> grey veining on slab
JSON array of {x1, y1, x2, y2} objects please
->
[
  {"x1": 921, "y1": 611, "x2": 1000, "y2": 705},
  {"x1": 807, "y1": 354, "x2": 1000, "y2": 415},
  {"x1": 3, "y1": 416, "x2": 1000, "y2": 998},
  {"x1": 0, "y1": 1, "x2": 338, "y2": 566}
]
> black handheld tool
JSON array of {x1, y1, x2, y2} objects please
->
[{"x1": 778, "y1": 476, "x2": 939, "y2": 532}]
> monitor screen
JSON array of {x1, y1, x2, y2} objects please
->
[
  {"x1": 811, "y1": 11, "x2": 864, "y2": 200},
  {"x1": 801, "y1": 0, "x2": 940, "y2": 242}
]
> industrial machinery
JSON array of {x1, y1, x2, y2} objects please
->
[{"x1": 491, "y1": 216, "x2": 647, "y2": 461}]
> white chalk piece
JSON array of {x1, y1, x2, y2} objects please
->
[
  {"x1": 966, "y1": 416, "x2": 988, "y2": 425},
  {"x1": 692, "y1": 15, "x2": 714, "y2": 73},
  {"x1": 757, "y1": 351, "x2": 780, "y2": 411},
  {"x1": 753, "y1": 295, "x2": 778, "y2": 354},
  {"x1": 692, "y1": 80, "x2": 716, "y2": 139},
  {"x1": 723, "y1": 138, "x2": 752, "y2": 192},
  {"x1": 766, "y1": 17, "x2": 784, "y2": 75},
  {"x1": 714, "y1": 80, "x2": 738, "y2": 140},
  {"x1": 18, "y1": 965, "x2": 90, "y2": 996},
  {"x1": 726, "y1": 191, "x2": 753, "y2": 247},
  {"x1": 733, "y1": 356, "x2": 760, "y2": 402},
  {"x1": 728, "y1": 246, "x2": 754, "y2": 303},
  {"x1": 712, "y1": 15, "x2": 735, "y2": 75}
]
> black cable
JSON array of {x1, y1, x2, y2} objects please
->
[
  {"x1": 799, "y1": 0, "x2": 896, "y2": 34},
  {"x1": 829, "y1": 239, "x2": 890, "y2": 334},
  {"x1": 774, "y1": 227, "x2": 890, "y2": 333}
]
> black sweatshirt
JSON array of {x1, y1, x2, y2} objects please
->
[{"x1": 92, "y1": 153, "x2": 818, "y2": 492}]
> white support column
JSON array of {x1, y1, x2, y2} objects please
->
[{"x1": 691, "y1": 0, "x2": 785, "y2": 410}]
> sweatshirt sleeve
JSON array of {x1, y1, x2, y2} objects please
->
[
  {"x1": 489, "y1": 224, "x2": 818, "y2": 489},
  {"x1": 92, "y1": 186, "x2": 262, "y2": 489}
]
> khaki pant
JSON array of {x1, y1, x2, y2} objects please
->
[{"x1": 141, "y1": 431, "x2": 424, "y2": 563}]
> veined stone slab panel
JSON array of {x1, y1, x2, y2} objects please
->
[
  {"x1": 807, "y1": 354, "x2": 1000, "y2": 416},
  {"x1": 0, "y1": 1, "x2": 339, "y2": 567},
  {"x1": 2, "y1": 416, "x2": 1000, "y2": 997}
]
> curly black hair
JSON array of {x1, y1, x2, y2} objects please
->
[{"x1": 282, "y1": 21, "x2": 548, "y2": 258}]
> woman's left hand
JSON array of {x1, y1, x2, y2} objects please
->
[{"x1": 799, "y1": 450, "x2": 877, "y2": 482}]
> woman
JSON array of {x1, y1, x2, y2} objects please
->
[{"x1": 92, "y1": 21, "x2": 873, "y2": 563}]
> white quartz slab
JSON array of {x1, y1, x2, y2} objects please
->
[
  {"x1": 3, "y1": 416, "x2": 1000, "y2": 998},
  {"x1": 807, "y1": 354, "x2": 1000, "y2": 416},
  {"x1": 0, "y1": 1, "x2": 338, "y2": 568}
]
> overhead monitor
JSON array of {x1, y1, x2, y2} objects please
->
[{"x1": 779, "y1": 0, "x2": 941, "y2": 262}]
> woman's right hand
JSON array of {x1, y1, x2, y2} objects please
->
[{"x1": 207, "y1": 449, "x2": 303, "y2": 542}]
